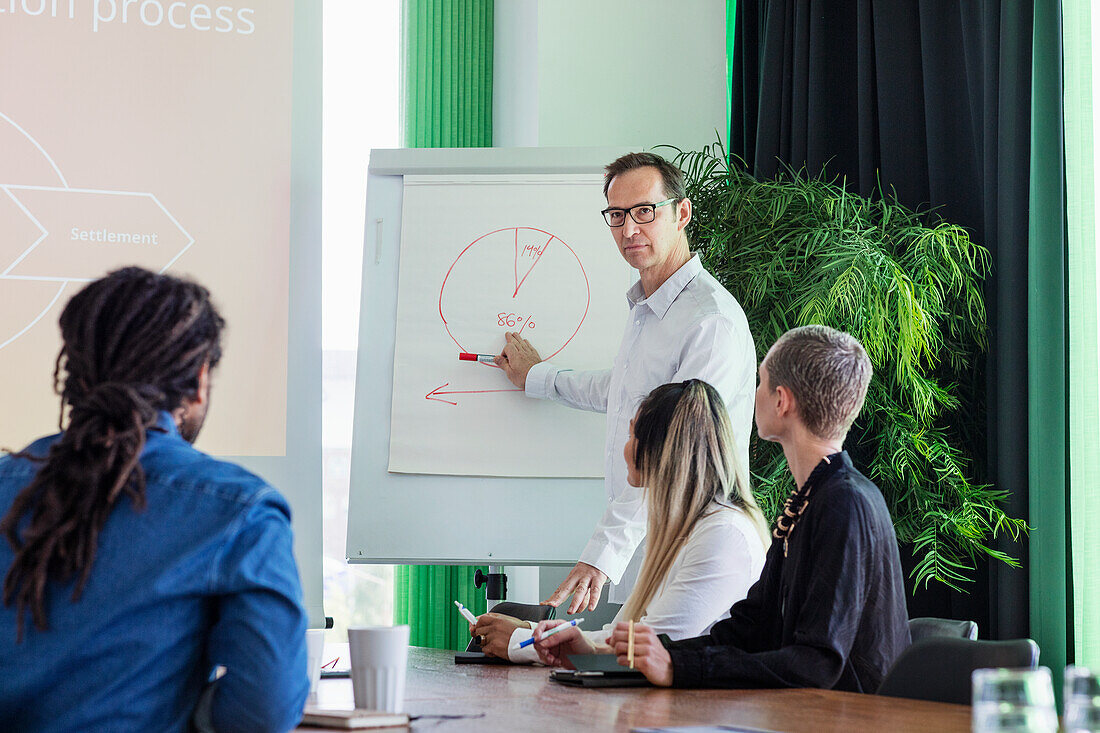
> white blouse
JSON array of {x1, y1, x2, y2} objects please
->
[
  {"x1": 524, "y1": 256, "x2": 757, "y2": 602},
  {"x1": 507, "y1": 504, "x2": 767, "y2": 662}
]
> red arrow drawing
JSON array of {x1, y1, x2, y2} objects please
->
[{"x1": 425, "y1": 382, "x2": 523, "y2": 406}]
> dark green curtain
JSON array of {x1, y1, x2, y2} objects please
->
[
  {"x1": 728, "y1": 1, "x2": 1043, "y2": 642},
  {"x1": 394, "y1": 0, "x2": 493, "y2": 650},
  {"x1": 1028, "y1": 0, "x2": 1068, "y2": 681}
]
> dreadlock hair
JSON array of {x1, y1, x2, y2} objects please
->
[
  {"x1": 1, "y1": 266, "x2": 225, "y2": 641},
  {"x1": 618, "y1": 380, "x2": 768, "y2": 624}
]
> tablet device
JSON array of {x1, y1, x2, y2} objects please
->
[
  {"x1": 549, "y1": 668, "x2": 651, "y2": 687},
  {"x1": 549, "y1": 653, "x2": 650, "y2": 687},
  {"x1": 454, "y1": 651, "x2": 512, "y2": 665}
]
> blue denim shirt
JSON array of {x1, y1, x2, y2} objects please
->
[{"x1": 0, "y1": 413, "x2": 309, "y2": 732}]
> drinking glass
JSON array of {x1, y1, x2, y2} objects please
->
[
  {"x1": 971, "y1": 667, "x2": 1057, "y2": 733},
  {"x1": 1065, "y1": 665, "x2": 1100, "y2": 733}
]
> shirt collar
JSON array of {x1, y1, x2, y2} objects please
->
[
  {"x1": 800, "y1": 450, "x2": 852, "y2": 493},
  {"x1": 625, "y1": 255, "x2": 703, "y2": 319},
  {"x1": 152, "y1": 410, "x2": 181, "y2": 438}
]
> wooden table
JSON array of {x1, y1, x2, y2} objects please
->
[{"x1": 299, "y1": 647, "x2": 971, "y2": 732}]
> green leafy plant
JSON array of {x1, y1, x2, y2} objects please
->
[{"x1": 667, "y1": 140, "x2": 1027, "y2": 592}]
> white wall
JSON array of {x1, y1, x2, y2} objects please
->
[
  {"x1": 493, "y1": 0, "x2": 540, "y2": 147},
  {"x1": 496, "y1": 0, "x2": 727, "y2": 150}
]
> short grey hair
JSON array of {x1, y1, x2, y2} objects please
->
[
  {"x1": 603, "y1": 152, "x2": 687, "y2": 201},
  {"x1": 764, "y1": 325, "x2": 872, "y2": 441}
]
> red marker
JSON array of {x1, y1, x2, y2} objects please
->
[{"x1": 459, "y1": 352, "x2": 497, "y2": 364}]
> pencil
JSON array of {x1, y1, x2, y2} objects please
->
[{"x1": 627, "y1": 620, "x2": 635, "y2": 669}]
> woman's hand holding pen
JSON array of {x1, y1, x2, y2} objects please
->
[
  {"x1": 609, "y1": 622, "x2": 673, "y2": 687},
  {"x1": 532, "y1": 619, "x2": 594, "y2": 668}
]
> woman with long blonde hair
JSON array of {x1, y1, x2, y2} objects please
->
[
  {"x1": 478, "y1": 379, "x2": 768, "y2": 663},
  {"x1": 616, "y1": 379, "x2": 769, "y2": 627}
]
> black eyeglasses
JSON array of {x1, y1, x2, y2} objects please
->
[{"x1": 601, "y1": 198, "x2": 676, "y2": 227}]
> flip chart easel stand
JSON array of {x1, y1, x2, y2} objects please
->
[{"x1": 476, "y1": 566, "x2": 508, "y2": 610}]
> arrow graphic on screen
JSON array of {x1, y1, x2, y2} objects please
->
[
  {"x1": 424, "y1": 382, "x2": 523, "y2": 406},
  {"x1": 0, "y1": 111, "x2": 193, "y2": 353},
  {"x1": 0, "y1": 186, "x2": 194, "y2": 281}
]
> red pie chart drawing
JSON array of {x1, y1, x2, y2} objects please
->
[{"x1": 438, "y1": 227, "x2": 591, "y2": 362}]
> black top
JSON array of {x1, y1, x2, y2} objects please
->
[{"x1": 663, "y1": 452, "x2": 910, "y2": 692}]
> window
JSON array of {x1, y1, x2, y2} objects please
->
[
  {"x1": 321, "y1": 0, "x2": 400, "y2": 640},
  {"x1": 1064, "y1": 0, "x2": 1100, "y2": 670}
]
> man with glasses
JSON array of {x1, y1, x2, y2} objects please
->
[{"x1": 495, "y1": 152, "x2": 755, "y2": 618}]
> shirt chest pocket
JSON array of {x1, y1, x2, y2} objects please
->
[{"x1": 623, "y1": 339, "x2": 680, "y2": 387}]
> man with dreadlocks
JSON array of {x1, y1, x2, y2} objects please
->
[
  {"x1": 605, "y1": 326, "x2": 910, "y2": 692},
  {"x1": 0, "y1": 267, "x2": 308, "y2": 731}
]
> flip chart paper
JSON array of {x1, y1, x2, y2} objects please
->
[{"x1": 389, "y1": 175, "x2": 633, "y2": 477}]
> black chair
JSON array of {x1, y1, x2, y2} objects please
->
[
  {"x1": 464, "y1": 602, "x2": 555, "y2": 653},
  {"x1": 909, "y1": 616, "x2": 979, "y2": 643},
  {"x1": 877, "y1": 637, "x2": 1040, "y2": 704}
]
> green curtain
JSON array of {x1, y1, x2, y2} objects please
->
[
  {"x1": 1063, "y1": 0, "x2": 1100, "y2": 671},
  {"x1": 1029, "y1": 0, "x2": 1070, "y2": 685},
  {"x1": 402, "y1": 0, "x2": 493, "y2": 148},
  {"x1": 393, "y1": 566, "x2": 487, "y2": 649},
  {"x1": 394, "y1": 0, "x2": 493, "y2": 650}
]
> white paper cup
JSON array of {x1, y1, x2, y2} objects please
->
[
  {"x1": 305, "y1": 629, "x2": 325, "y2": 696},
  {"x1": 348, "y1": 626, "x2": 410, "y2": 713}
]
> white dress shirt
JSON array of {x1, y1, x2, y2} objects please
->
[
  {"x1": 506, "y1": 505, "x2": 767, "y2": 662},
  {"x1": 525, "y1": 255, "x2": 756, "y2": 602}
]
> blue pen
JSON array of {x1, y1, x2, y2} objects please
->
[{"x1": 513, "y1": 618, "x2": 584, "y2": 650}]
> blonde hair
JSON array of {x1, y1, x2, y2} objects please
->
[{"x1": 619, "y1": 380, "x2": 768, "y2": 623}]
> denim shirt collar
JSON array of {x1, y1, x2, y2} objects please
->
[
  {"x1": 625, "y1": 255, "x2": 703, "y2": 319},
  {"x1": 150, "y1": 411, "x2": 182, "y2": 441}
]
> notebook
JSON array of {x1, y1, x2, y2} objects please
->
[{"x1": 300, "y1": 708, "x2": 409, "y2": 729}]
